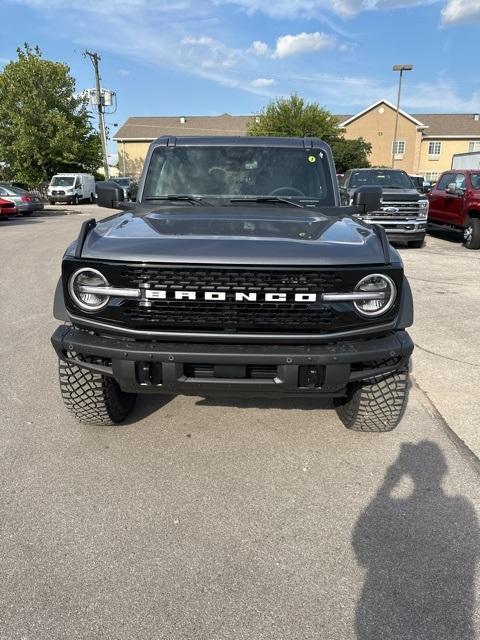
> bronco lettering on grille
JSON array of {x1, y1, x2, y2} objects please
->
[{"x1": 144, "y1": 289, "x2": 318, "y2": 302}]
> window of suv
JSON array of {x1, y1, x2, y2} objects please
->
[
  {"x1": 436, "y1": 173, "x2": 455, "y2": 190},
  {"x1": 454, "y1": 174, "x2": 466, "y2": 190},
  {"x1": 348, "y1": 169, "x2": 413, "y2": 189},
  {"x1": 470, "y1": 174, "x2": 480, "y2": 189},
  {"x1": 143, "y1": 146, "x2": 335, "y2": 204}
]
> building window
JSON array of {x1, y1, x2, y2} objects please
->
[
  {"x1": 392, "y1": 140, "x2": 405, "y2": 159},
  {"x1": 421, "y1": 172, "x2": 440, "y2": 183},
  {"x1": 468, "y1": 141, "x2": 480, "y2": 152},
  {"x1": 428, "y1": 141, "x2": 442, "y2": 158}
]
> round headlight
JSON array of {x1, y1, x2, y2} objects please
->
[
  {"x1": 353, "y1": 274, "x2": 396, "y2": 317},
  {"x1": 68, "y1": 268, "x2": 110, "y2": 311}
]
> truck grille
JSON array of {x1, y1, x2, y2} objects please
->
[
  {"x1": 374, "y1": 201, "x2": 420, "y2": 219},
  {"x1": 122, "y1": 266, "x2": 342, "y2": 293},
  {"x1": 64, "y1": 262, "x2": 402, "y2": 335},
  {"x1": 121, "y1": 266, "x2": 341, "y2": 332}
]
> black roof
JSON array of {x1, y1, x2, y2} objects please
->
[{"x1": 151, "y1": 135, "x2": 331, "y2": 150}]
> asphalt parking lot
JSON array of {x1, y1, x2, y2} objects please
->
[{"x1": 1, "y1": 204, "x2": 479, "y2": 640}]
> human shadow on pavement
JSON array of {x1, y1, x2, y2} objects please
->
[{"x1": 353, "y1": 440, "x2": 479, "y2": 640}]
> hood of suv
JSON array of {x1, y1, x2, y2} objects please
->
[
  {"x1": 76, "y1": 206, "x2": 395, "y2": 266},
  {"x1": 347, "y1": 186, "x2": 419, "y2": 202}
]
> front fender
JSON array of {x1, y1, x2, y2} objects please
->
[
  {"x1": 395, "y1": 276, "x2": 414, "y2": 329},
  {"x1": 53, "y1": 277, "x2": 69, "y2": 321}
]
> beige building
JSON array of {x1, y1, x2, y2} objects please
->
[
  {"x1": 114, "y1": 101, "x2": 480, "y2": 181},
  {"x1": 339, "y1": 100, "x2": 480, "y2": 182}
]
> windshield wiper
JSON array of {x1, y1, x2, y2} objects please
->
[
  {"x1": 144, "y1": 195, "x2": 205, "y2": 205},
  {"x1": 230, "y1": 196, "x2": 305, "y2": 209}
]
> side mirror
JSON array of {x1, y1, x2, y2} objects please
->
[
  {"x1": 352, "y1": 185, "x2": 382, "y2": 213},
  {"x1": 96, "y1": 181, "x2": 125, "y2": 209},
  {"x1": 423, "y1": 184, "x2": 431, "y2": 194},
  {"x1": 446, "y1": 182, "x2": 457, "y2": 194}
]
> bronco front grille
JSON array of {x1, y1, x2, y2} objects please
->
[
  {"x1": 121, "y1": 266, "x2": 341, "y2": 332},
  {"x1": 122, "y1": 266, "x2": 342, "y2": 292},
  {"x1": 64, "y1": 262, "x2": 403, "y2": 334}
]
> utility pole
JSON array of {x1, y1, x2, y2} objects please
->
[
  {"x1": 391, "y1": 64, "x2": 413, "y2": 168},
  {"x1": 85, "y1": 50, "x2": 110, "y2": 180}
]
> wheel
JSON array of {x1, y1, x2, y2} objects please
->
[
  {"x1": 48, "y1": 199, "x2": 55, "y2": 205},
  {"x1": 58, "y1": 357, "x2": 136, "y2": 425},
  {"x1": 21, "y1": 211, "x2": 33, "y2": 217},
  {"x1": 335, "y1": 364, "x2": 410, "y2": 432},
  {"x1": 90, "y1": 193, "x2": 95, "y2": 204},
  {"x1": 408, "y1": 238, "x2": 424, "y2": 248},
  {"x1": 463, "y1": 218, "x2": 480, "y2": 249},
  {"x1": 73, "y1": 195, "x2": 79, "y2": 205}
]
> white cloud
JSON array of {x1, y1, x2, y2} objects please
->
[
  {"x1": 273, "y1": 32, "x2": 336, "y2": 57},
  {"x1": 248, "y1": 32, "x2": 337, "y2": 59},
  {"x1": 250, "y1": 77, "x2": 276, "y2": 87},
  {"x1": 118, "y1": 68, "x2": 131, "y2": 76},
  {"x1": 217, "y1": 0, "x2": 440, "y2": 18},
  {"x1": 249, "y1": 40, "x2": 270, "y2": 56},
  {"x1": 441, "y1": 0, "x2": 480, "y2": 23}
]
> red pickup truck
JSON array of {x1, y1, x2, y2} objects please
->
[{"x1": 428, "y1": 170, "x2": 480, "y2": 249}]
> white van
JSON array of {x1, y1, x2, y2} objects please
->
[{"x1": 48, "y1": 173, "x2": 96, "y2": 205}]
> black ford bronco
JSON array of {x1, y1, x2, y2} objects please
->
[{"x1": 51, "y1": 137, "x2": 414, "y2": 432}]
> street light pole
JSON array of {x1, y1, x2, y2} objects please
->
[
  {"x1": 85, "y1": 50, "x2": 110, "y2": 180},
  {"x1": 391, "y1": 64, "x2": 413, "y2": 168}
]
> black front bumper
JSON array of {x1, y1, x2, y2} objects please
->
[{"x1": 52, "y1": 326, "x2": 413, "y2": 397}]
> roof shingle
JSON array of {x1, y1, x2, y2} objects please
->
[
  {"x1": 113, "y1": 111, "x2": 480, "y2": 141},
  {"x1": 113, "y1": 115, "x2": 253, "y2": 140},
  {"x1": 411, "y1": 113, "x2": 480, "y2": 136}
]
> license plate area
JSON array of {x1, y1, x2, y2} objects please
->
[{"x1": 184, "y1": 363, "x2": 277, "y2": 380}]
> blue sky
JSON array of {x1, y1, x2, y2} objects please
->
[{"x1": 2, "y1": 0, "x2": 479, "y2": 153}]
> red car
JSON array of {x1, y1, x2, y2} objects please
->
[
  {"x1": 0, "y1": 198, "x2": 17, "y2": 220},
  {"x1": 428, "y1": 169, "x2": 480, "y2": 249}
]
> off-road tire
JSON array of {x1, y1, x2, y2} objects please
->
[
  {"x1": 463, "y1": 218, "x2": 480, "y2": 250},
  {"x1": 409, "y1": 238, "x2": 424, "y2": 249},
  {"x1": 335, "y1": 366, "x2": 410, "y2": 432},
  {"x1": 59, "y1": 358, "x2": 136, "y2": 425}
]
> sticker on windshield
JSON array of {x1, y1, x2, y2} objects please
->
[{"x1": 308, "y1": 155, "x2": 316, "y2": 163}]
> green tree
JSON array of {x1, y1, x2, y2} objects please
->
[
  {"x1": 248, "y1": 94, "x2": 371, "y2": 173},
  {"x1": 330, "y1": 137, "x2": 371, "y2": 173},
  {"x1": 0, "y1": 44, "x2": 102, "y2": 186}
]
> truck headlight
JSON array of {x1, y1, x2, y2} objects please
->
[
  {"x1": 353, "y1": 274, "x2": 396, "y2": 317},
  {"x1": 68, "y1": 268, "x2": 110, "y2": 311},
  {"x1": 418, "y1": 199, "x2": 429, "y2": 219}
]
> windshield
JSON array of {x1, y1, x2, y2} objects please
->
[
  {"x1": 349, "y1": 170, "x2": 414, "y2": 189},
  {"x1": 143, "y1": 146, "x2": 335, "y2": 204},
  {"x1": 115, "y1": 178, "x2": 130, "y2": 187},
  {"x1": 470, "y1": 174, "x2": 480, "y2": 190},
  {"x1": 51, "y1": 176, "x2": 75, "y2": 187},
  {"x1": 0, "y1": 184, "x2": 26, "y2": 195}
]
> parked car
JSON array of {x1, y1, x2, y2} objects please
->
[
  {"x1": 0, "y1": 183, "x2": 44, "y2": 216},
  {"x1": 113, "y1": 176, "x2": 137, "y2": 201},
  {"x1": 47, "y1": 173, "x2": 95, "y2": 205},
  {"x1": 339, "y1": 168, "x2": 428, "y2": 248},
  {"x1": 0, "y1": 198, "x2": 17, "y2": 220},
  {"x1": 428, "y1": 169, "x2": 480, "y2": 249},
  {"x1": 409, "y1": 174, "x2": 431, "y2": 194}
]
